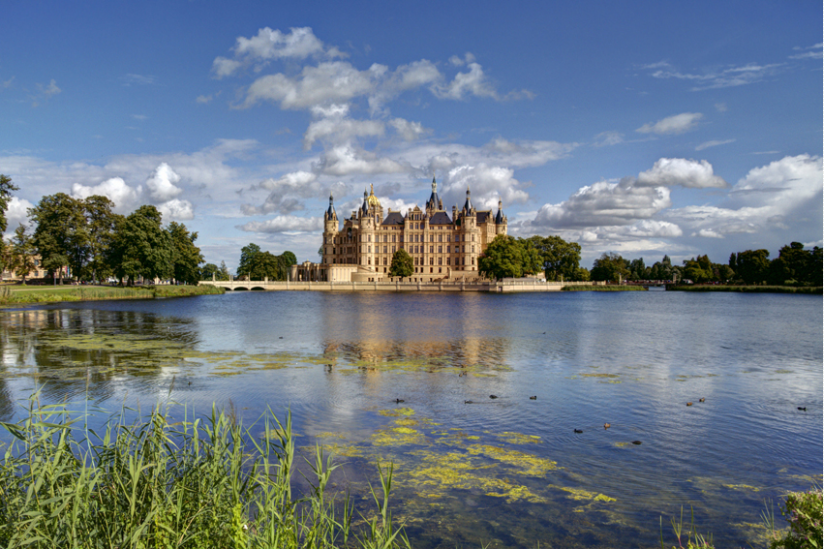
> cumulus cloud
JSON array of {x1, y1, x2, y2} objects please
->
[
  {"x1": 71, "y1": 177, "x2": 142, "y2": 212},
  {"x1": 636, "y1": 112, "x2": 703, "y2": 135},
  {"x1": 441, "y1": 163, "x2": 529, "y2": 211},
  {"x1": 212, "y1": 27, "x2": 343, "y2": 78},
  {"x1": 304, "y1": 116, "x2": 384, "y2": 150},
  {"x1": 389, "y1": 118, "x2": 430, "y2": 141},
  {"x1": 432, "y1": 63, "x2": 497, "y2": 100},
  {"x1": 242, "y1": 171, "x2": 346, "y2": 216},
  {"x1": 593, "y1": 131, "x2": 623, "y2": 147},
  {"x1": 696, "y1": 139, "x2": 735, "y2": 151},
  {"x1": 637, "y1": 158, "x2": 727, "y2": 188},
  {"x1": 145, "y1": 162, "x2": 184, "y2": 202},
  {"x1": 694, "y1": 229, "x2": 723, "y2": 238},
  {"x1": 316, "y1": 145, "x2": 407, "y2": 176},
  {"x1": 157, "y1": 198, "x2": 194, "y2": 221},
  {"x1": 238, "y1": 215, "x2": 324, "y2": 233},
  {"x1": 532, "y1": 178, "x2": 671, "y2": 229},
  {"x1": 5, "y1": 196, "x2": 34, "y2": 234}
]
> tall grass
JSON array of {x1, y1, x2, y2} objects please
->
[
  {"x1": 0, "y1": 284, "x2": 224, "y2": 305},
  {"x1": 0, "y1": 396, "x2": 407, "y2": 549}
]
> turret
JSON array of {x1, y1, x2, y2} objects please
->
[{"x1": 323, "y1": 193, "x2": 339, "y2": 264}]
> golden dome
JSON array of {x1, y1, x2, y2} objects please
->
[{"x1": 367, "y1": 184, "x2": 381, "y2": 207}]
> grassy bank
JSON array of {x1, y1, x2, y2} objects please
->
[
  {"x1": 669, "y1": 285, "x2": 822, "y2": 294},
  {"x1": 561, "y1": 284, "x2": 647, "y2": 291},
  {"x1": 0, "y1": 400, "x2": 407, "y2": 549},
  {"x1": 0, "y1": 283, "x2": 224, "y2": 305}
]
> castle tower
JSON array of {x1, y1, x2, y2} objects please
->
[
  {"x1": 323, "y1": 193, "x2": 339, "y2": 265},
  {"x1": 495, "y1": 199, "x2": 507, "y2": 236},
  {"x1": 426, "y1": 176, "x2": 443, "y2": 213}
]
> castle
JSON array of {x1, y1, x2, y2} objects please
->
[{"x1": 291, "y1": 178, "x2": 507, "y2": 282}]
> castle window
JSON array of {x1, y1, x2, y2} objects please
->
[
  {"x1": 368, "y1": 235, "x2": 371, "y2": 242},
  {"x1": 392, "y1": 246, "x2": 395, "y2": 253},
  {"x1": 447, "y1": 257, "x2": 451, "y2": 265},
  {"x1": 430, "y1": 257, "x2": 434, "y2": 265},
  {"x1": 471, "y1": 235, "x2": 475, "y2": 241},
  {"x1": 439, "y1": 235, "x2": 443, "y2": 242},
  {"x1": 429, "y1": 246, "x2": 433, "y2": 253},
  {"x1": 392, "y1": 235, "x2": 396, "y2": 242},
  {"x1": 383, "y1": 246, "x2": 387, "y2": 253},
  {"x1": 368, "y1": 246, "x2": 371, "y2": 253},
  {"x1": 438, "y1": 246, "x2": 442, "y2": 253},
  {"x1": 438, "y1": 257, "x2": 442, "y2": 265},
  {"x1": 472, "y1": 246, "x2": 475, "y2": 253},
  {"x1": 462, "y1": 245, "x2": 465, "y2": 253},
  {"x1": 430, "y1": 235, "x2": 434, "y2": 242}
]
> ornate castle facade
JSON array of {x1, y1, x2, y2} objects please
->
[{"x1": 293, "y1": 178, "x2": 507, "y2": 282}]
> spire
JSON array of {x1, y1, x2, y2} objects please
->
[
  {"x1": 431, "y1": 176, "x2": 437, "y2": 194},
  {"x1": 427, "y1": 176, "x2": 440, "y2": 212},
  {"x1": 463, "y1": 186, "x2": 472, "y2": 211},
  {"x1": 361, "y1": 187, "x2": 369, "y2": 215},
  {"x1": 495, "y1": 199, "x2": 504, "y2": 224},
  {"x1": 327, "y1": 192, "x2": 336, "y2": 218}
]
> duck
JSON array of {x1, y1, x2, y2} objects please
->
[
  {"x1": 529, "y1": 396, "x2": 537, "y2": 400},
  {"x1": 798, "y1": 406, "x2": 807, "y2": 411},
  {"x1": 603, "y1": 423, "x2": 611, "y2": 429},
  {"x1": 574, "y1": 429, "x2": 583, "y2": 434},
  {"x1": 395, "y1": 398, "x2": 405, "y2": 403},
  {"x1": 464, "y1": 400, "x2": 473, "y2": 404},
  {"x1": 699, "y1": 398, "x2": 705, "y2": 403},
  {"x1": 632, "y1": 440, "x2": 642, "y2": 445},
  {"x1": 686, "y1": 402, "x2": 693, "y2": 406},
  {"x1": 489, "y1": 395, "x2": 498, "y2": 399}
]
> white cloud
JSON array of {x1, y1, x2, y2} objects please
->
[
  {"x1": 694, "y1": 229, "x2": 724, "y2": 238},
  {"x1": 145, "y1": 162, "x2": 183, "y2": 202},
  {"x1": 646, "y1": 62, "x2": 783, "y2": 91},
  {"x1": 531, "y1": 178, "x2": 671, "y2": 229},
  {"x1": 695, "y1": 139, "x2": 735, "y2": 151},
  {"x1": 39, "y1": 79, "x2": 61, "y2": 98},
  {"x1": 593, "y1": 131, "x2": 623, "y2": 147},
  {"x1": 71, "y1": 177, "x2": 142, "y2": 212},
  {"x1": 121, "y1": 74, "x2": 156, "y2": 86},
  {"x1": 637, "y1": 158, "x2": 727, "y2": 188},
  {"x1": 317, "y1": 145, "x2": 407, "y2": 176},
  {"x1": 238, "y1": 215, "x2": 324, "y2": 233},
  {"x1": 442, "y1": 163, "x2": 529, "y2": 211},
  {"x1": 303, "y1": 116, "x2": 385, "y2": 150},
  {"x1": 242, "y1": 61, "x2": 383, "y2": 110},
  {"x1": 212, "y1": 27, "x2": 343, "y2": 78},
  {"x1": 432, "y1": 63, "x2": 496, "y2": 100},
  {"x1": 5, "y1": 196, "x2": 34, "y2": 234},
  {"x1": 157, "y1": 199, "x2": 194, "y2": 221},
  {"x1": 389, "y1": 118, "x2": 430, "y2": 141},
  {"x1": 789, "y1": 43, "x2": 823, "y2": 60},
  {"x1": 637, "y1": 112, "x2": 703, "y2": 135}
]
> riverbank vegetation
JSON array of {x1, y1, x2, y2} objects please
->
[
  {"x1": 669, "y1": 285, "x2": 822, "y2": 294},
  {"x1": 561, "y1": 284, "x2": 647, "y2": 292},
  {"x1": 0, "y1": 400, "x2": 408, "y2": 549},
  {"x1": 0, "y1": 399, "x2": 819, "y2": 549},
  {"x1": 0, "y1": 283, "x2": 224, "y2": 305}
]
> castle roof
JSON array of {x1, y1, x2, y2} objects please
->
[
  {"x1": 382, "y1": 212, "x2": 404, "y2": 226},
  {"x1": 429, "y1": 211, "x2": 452, "y2": 225}
]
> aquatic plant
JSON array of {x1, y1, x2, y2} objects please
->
[
  {"x1": 767, "y1": 487, "x2": 823, "y2": 549},
  {"x1": 0, "y1": 395, "x2": 408, "y2": 549}
]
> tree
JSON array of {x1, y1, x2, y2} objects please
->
[
  {"x1": 249, "y1": 251, "x2": 282, "y2": 280},
  {"x1": 108, "y1": 205, "x2": 174, "y2": 285},
  {"x1": 389, "y1": 249, "x2": 413, "y2": 278},
  {"x1": 200, "y1": 263, "x2": 220, "y2": 281},
  {"x1": 9, "y1": 225, "x2": 36, "y2": 283},
  {"x1": 168, "y1": 222, "x2": 203, "y2": 284},
  {"x1": 524, "y1": 235, "x2": 583, "y2": 281},
  {"x1": 683, "y1": 255, "x2": 713, "y2": 283},
  {"x1": 218, "y1": 261, "x2": 231, "y2": 281},
  {"x1": 237, "y1": 243, "x2": 261, "y2": 279},
  {"x1": 82, "y1": 196, "x2": 121, "y2": 282},
  {"x1": 734, "y1": 249, "x2": 770, "y2": 285},
  {"x1": 0, "y1": 174, "x2": 19, "y2": 239},
  {"x1": 28, "y1": 193, "x2": 86, "y2": 283},
  {"x1": 281, "y1": 251, "x2": 297, "y2": 267},
  {"x1": 478, "y1": 235, "x2": 525, "y2": 280},
  {"x1": 590, "y1": 253, "x2": 630, "y2": 282}
]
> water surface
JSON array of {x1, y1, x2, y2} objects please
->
[{"x1": 1, "y1": 291, "x2": 821, "y2": 548}]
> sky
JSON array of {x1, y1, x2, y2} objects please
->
[{"x1": 2, "y1": 1, "x2": 821, "y2": 270}]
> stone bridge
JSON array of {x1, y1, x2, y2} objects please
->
[{"x1": 199, "y1": 280, "x2": 604, "y2": 293}]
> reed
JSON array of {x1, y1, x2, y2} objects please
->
[
  {"x1": 0, "y1": 284, "x2": 224, "y2": 305},
  {"x1": 561, "y1": 285, "x2": 647, "y2": 291},
  {"x1": 0, "y1": 396, "x2": 407, "y2": 549}
]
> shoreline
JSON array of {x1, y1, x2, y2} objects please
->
[
  {"x1": 0, "y1": 284, "x2": 225, "y2": 306},
  {"x1": 669, "y1": 284, "x2": 822, "y2": 294}
]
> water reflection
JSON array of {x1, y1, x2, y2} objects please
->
[{"x1": 0, "y1": 292, "x2": 820, "y2": 548}]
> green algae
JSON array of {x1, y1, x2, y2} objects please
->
[
  {"x1": 378, "y1": 407, "x2": 415, "y2": 417},
  {"x1": 723, "y1": 484, "x2": 760, "y2": 491},
  {"x1": 581, "y1": 373, "x2": 619, "y2": 378},
  {"x1": 548, "y1": 484, "x2": 616, "y2": 503},
  {"x1": 314, "y1": 432, "x2": 346, "y2": 439},
  {"x1": 494, "y1": 431, "x2": 541, "y2": 445},
  {"x1": 371, "y1": 426, "x2": 426, "y2": 446},
  {"x1": 466, "y1": 444, "x2": 558, "y2": 476}
]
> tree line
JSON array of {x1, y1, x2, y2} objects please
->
[{"x1": 474, "y1": 233, "x2": 821, "y2": 287}]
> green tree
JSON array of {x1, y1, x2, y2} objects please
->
[
  {"x1": 734, "y1": 249, "x2": 770, "y2": 285},
  {"x1": 249, "y1": 251, "x2": 282, "y2": 280},
  {"x1": 591, "y1": 253, "x2": 630, "y2": 282},
  {"x1": 28, "y1": 193, "x2": 86, "y2": 283},
  {"x1": 108, "y1": 205, "x2": 174, "y2": 285},
  {"x1": 389, "y1": 249, "x2": 413, "y2": 278},
  {"x1": 200, "y1": 263, "x2": 220, "y2": 280},
  {"x1": 82, "y1": 195, "x2": 121, "y2": 282},
  {"x1": 524, "y1": 235, "x2": 583, "y2": 281},
  {"x1": 237, "y1": 243, "x2": 261, "y2": 279},
  {"x1": 218, "y1": 261, "x2": 231, "y2": 281},
  {"x1": 478, "y1": 235, "x2": 525, "y2": 280},
  {"x1": 281, "y1": 251, "x2": 297, "y2": 267},
  {"x1": 0, "y1": 174, "x2": 19, "y2": 239},
  {"x1": 683, "y1": 255, "x2": 713, "y2": 283},
  {"x1": 168, "y1": 222, "x2": 203, "y2": 284},
  {"x1": 9, "y1": 225, "x2": 36, "y2": 283}
]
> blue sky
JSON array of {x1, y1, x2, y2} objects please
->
[{"x1": 2, "y1": 1, "x2": 821, "y2": 269}]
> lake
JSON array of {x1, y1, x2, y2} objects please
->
[{"x1": 1, "y1": 290, "x2": 821, "y2": 548}]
